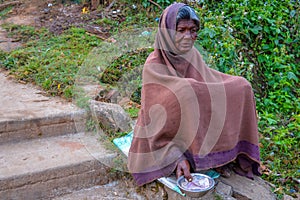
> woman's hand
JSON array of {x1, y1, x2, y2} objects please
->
[{"x1": 176, "y1": 159, "x2": 193, "y2": 182}]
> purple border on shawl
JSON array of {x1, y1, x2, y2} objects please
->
[
  {"x1": 131, "y1": 140, "x2": 260, "y2": 186},
  {"x1": 188, "y1": 140, "x2": 260, "y2": 170}
]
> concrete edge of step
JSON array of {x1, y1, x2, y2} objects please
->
[
  {"x1": 0, "y1": 109, "x2": 88, "y2": 144},
  {"x1": 0, "y1": 158, "x2": 128, "y2": 200}
]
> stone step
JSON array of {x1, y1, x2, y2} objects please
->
[
  {"x1": 53, "y1": 179, "x2": 217, "y2": 200},
  {"x1": 54, "y1": 174, "x2": 278, "y2": 200},
  {"x1": 0, "y1": 71, "x2": 88, "y2": 144},
  {"x1": 0, "y1": 110, "x2": 87, "y2": 145},
  {"x1": 53, "y1": 180, "x2": 157, "y2": 200},
  {"x1": 0, "y1": 132, "x2": 123, "y2": 200}
]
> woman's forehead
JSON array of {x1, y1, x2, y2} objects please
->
[{"x1": 177, "y1": 19, "x2": 197, "y2": 28}]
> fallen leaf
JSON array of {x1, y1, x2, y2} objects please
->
[
  {"x1": 274, "y1": 186, "x2": 283, "y2": 193},
  {"x1": 82, "y1": 7, "x2": 89, "y2": 14}
]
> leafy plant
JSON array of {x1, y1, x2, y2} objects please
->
[
  {"x1": 141, "y1": 0, "x2": 176, "y2": 9},
  {"x1": 125, "y1": 107, "x2": 140, "y2": 118}
]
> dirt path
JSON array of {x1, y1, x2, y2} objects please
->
[
  {"x1": 1, "y1": 0, "x2": 42, "y2": 25},
  {"x1": 0, "y1": 0, "x2": 42, "y2": 51},
  {"x1": 0, "y1": 26, "x2": 21, "y2": 51},
  {"x1": 0, "y1": 0, "x2": 117, "y2": 51}
]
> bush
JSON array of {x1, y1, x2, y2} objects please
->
[
  {"x1": 193, "y1": 1, "x2": 299, "y2": 197},
  {"x1": 141, "y1": 0, "x2": 176, "y2": 9}
]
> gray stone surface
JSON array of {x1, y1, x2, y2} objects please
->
[
  {"x1": 55, "y1": 173, "x2": 280, "y2": 200},
  {"x1": 0, "y1": 111, "x2": 86, "y2": 144},
  {"x1": 283, "y1": 194, "x2": 298, "y2": 200},
  {"x1": 220, "y1": 173, "x2": 277, "y2": 200},
  {"x1": 54, "y1": 178, "x2": 218, "y2": 200},
  {"x1": 0, "y1": 72, "x2": 87, "y2": 144},
  {"x1": 54, "y1": 181, "x2": 145, "y2": 200},
  {"x1": 216, "y1": 181, "x2": 233, "y2": 197},
  {"x1": 0, "y1": 132, "x2": 121, "y2": 199},
  {"x1": 0, "y1": 70, "x2": 134, "y2": 199},
  {"x1": 89, "y1": 100, "x2": 133, "y2": 133},
  {"x1": 0, "y1": 72, "x2": 81, "y2": 122}
]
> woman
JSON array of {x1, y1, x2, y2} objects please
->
[{"x1": 128, "y1": 3, "x2": 260, "y2": 186}]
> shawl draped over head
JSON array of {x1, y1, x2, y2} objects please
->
[{"x1": 128, "y1": 3, "x2": 260, "y2": 186}]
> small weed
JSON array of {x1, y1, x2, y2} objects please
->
[
  {"x1": 0, "y1": 6, "x2": 13, "y2": 19},
  {"x1": 214, "y1": 194, "x2": 223, "y2": 200},
  {"x1": 2, "y1": 24, "x2": 49, "y2": 42},
  {"x1": 125, "y1": 107, "x2": 140, "y2": 119},
  {"x1": 95, "y1": 17, "x2": 118, "y2": 27},
  {"x1": 85, "y1": 118, "x2": 97, "y2": 132}
]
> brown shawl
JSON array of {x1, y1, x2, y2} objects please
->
[{"x1": 128, "y1": 3, "x2": 260, "y2": 186}]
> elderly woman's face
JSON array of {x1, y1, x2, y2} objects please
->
[{"x1": 175, "y1": 19, "x2": 198, "y2": 53}]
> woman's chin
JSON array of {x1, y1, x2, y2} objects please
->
[{"x1": 178, "y1": 47, "x2": 193, "y2": 54}]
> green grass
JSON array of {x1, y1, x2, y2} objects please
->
[
  {"x1": 125, "y1": 107, "x2": 140, "y2": 119},
  {"x1": 193, "y1": 1, "x2": 299, "y2": 198},
  {"x1": 0, "y1": 25, "x2": 101, "y2": 99},
  {"x1": 100, "y1": 48, "x2": 153, "y2": 85}
]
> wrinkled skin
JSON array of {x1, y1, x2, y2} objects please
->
[{"x1": 174, "y1": 19, "x2": 198, "y2": 53}]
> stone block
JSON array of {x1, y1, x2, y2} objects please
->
[
  {"x1": 89, "y1": 100, "x2": 133, "y2": 133},
  {"x1": 216, "y1": 181, "x2": 233, "y2": 196}
]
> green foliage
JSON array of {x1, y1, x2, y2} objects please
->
[
  {"x1": 94, "y1": 1, "x2": 159, "y2": 33},
  {"x1": 118, "y1": 12, "x2": 157, "y2": 31},
  {"x1": 101, "y1": 48, "x2": 152, "y2": 85},
  {"x1": 141, "y1": 0, "x2": 176, "y2": 9},
  {"x1": 130, "y1": 85, "x2": 142, "y2": 104},
  {"x1": 95, "y1": 17, "x2": 118, "y2": 27},
  {"x1": 100, "y1": 47, "x2": 152, "y2": 104},
  {"x1": 125, "y1": 107, "x2": 140, "y2": 118},
  {"x1": 194, "y1": 0, "x2": 299, "y2": 197}
]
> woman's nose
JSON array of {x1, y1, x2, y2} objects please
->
[{"x1": 183, "y1": 31, "x2": 192, "y2": 38}]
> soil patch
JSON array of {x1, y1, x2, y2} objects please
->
[
  {"x1": 0, "y1": 0, "x2": 125, "y2": 51},
  {"x1": 0, "y1": 26, "x2": 22, "y2": 51},
  {"x1": 2, "y1": 0, "x2": 120, "y2": 35}
]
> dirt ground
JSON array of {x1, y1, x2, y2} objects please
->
[{"x1": 1, "y1": 0, "x2": 125, "y2": 43}]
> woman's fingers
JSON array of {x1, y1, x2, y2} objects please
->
[
  {"x1": 176, "y1": 160, "x2": 193, "y2": 181},
  {"x1": 183, "y1": 164, "x2": 193, "y2": 182},
  {"x1": 176, "y1": 164, "x2": 184, "y2": 179},
  {"x1": 182, "y1": 160, "x2": 192, "y2": 181}
]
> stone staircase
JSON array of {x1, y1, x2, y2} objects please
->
[
  {"x1": 0, "y1": 72, "x2": 127, "y2": 199},
  {"x1": 0, "y1": 131, "x2": 117, "y2": 199},
  {"x1": 0, "y1": 72, "x2": 280, "y2": 200}
]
